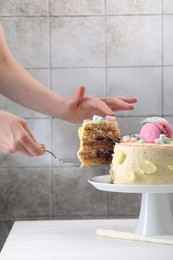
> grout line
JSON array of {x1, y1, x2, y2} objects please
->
[
  {"x1": 23, "y1": 65, "x2": 173, "y2": 70},
  {"x1": 105, "y1": 1, "x2": 109, "y2": 217},
  {"x1": 48, "y1": 0, "x2": 53, "y2": 220},
  {"x1": 161, "y1": 0, "x2": 164, "y2": 116},
  {"x1": 104, "y1": 0, "x2": 108, "y2": 97},
  {"x1": 22, "y1": 114, "x2": 173, "y2": 120},
  {"x1": 0, "y1": 14, "x2": 167, "y2": 18}
]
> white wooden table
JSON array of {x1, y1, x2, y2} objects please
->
[{"x1": 0, "y1": 219, "x2": 173, "y2": 260}]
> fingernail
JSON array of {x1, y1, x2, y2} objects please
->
[{"x1": 39, "y1": 144, "x2": 45, "y2": 149}]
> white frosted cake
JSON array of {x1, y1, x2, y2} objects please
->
[{"x1": 110, "y1": 117, "x2": 173, "y2": 185}]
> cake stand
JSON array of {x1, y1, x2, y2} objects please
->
[{"x1": 88, "y1": 175, "x2": 173, "y2": 236}]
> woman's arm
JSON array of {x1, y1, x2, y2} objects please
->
[
  {"x1": 0, "y1": 24, "x2": 137, "y2": 123},
  {"x1": 0, "y1": 24, "x2": 137, "y2": 156},
  {"x1": 0, "y1": 24, "x2": 66, "y2": 118}
]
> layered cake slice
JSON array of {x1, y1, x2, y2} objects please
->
[{"x1": 77, "y1": 115, "x2": 120, "y2": 167}]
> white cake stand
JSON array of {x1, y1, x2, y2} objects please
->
[{"x1": 88, "y1": 175, "x2": 173, "y2": 236}]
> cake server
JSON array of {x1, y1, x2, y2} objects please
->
[
  {"x1": 45, "y1": 150, "x2": 79, "y2": 164},
  {"x1": 45, "y1": 150, "x2": 109, "y2": 167}
]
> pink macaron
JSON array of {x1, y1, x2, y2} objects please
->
[
  {"x1": 140, "y1": 121, "x2": 173, "y2": 142},
  {"x1": 157, "y1": 121, "x2": 173, "y2": 139},
  {"x1": 140, "y1": 123, "x2": 160, "y2": 142}
]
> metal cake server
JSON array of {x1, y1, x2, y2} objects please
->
[
  {"x1": 45, "y1": 150, "x2": 110, "y2": 168},
  {"x1": 45, "y1": 150, "x2": 79, "y2": 164}
]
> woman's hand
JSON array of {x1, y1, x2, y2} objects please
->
[
  {"x1": 0, "y1": 111, "x2": 45, "y2": 156},
  {"x1": 58, "y1": 86, "x2": 137, "y2": 123}
]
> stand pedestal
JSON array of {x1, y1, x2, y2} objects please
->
[
  {"x1": 136, "y1": 193, "x2": 173, "y2": 235},
  {"x1": 88, "y1": 175, "x2": 173, "y2": 236}
]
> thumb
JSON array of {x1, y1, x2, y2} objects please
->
[
  {"x1": 20, "y1": 119, "x2": 36, "y2": 142},
  {"x1": 72, "y1": 85, "x2": 86, "y2": 105}
]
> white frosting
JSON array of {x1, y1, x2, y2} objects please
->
[
  {"x1": 141, "y1": 117, "x2": 167, "y2": 125},
  {"x1": 110, "y1": 141, "x2": 173, "y2": 185}
]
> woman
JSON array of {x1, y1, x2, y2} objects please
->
[{"x1": 0, "y1": 24, "x2": 137, "y2": 157}]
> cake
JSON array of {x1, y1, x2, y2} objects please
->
[
  {"x1": 110, "y1": 117, "x2": 173, "y2": 185},
  {"x1": 77, "y1": 115, "x2": 120, "y2": 167}
]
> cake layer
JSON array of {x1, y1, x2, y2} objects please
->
[
  {"x1": 83, "y1": 120, "x2": 119, "y2": 130},
  {"x1": 78, "y1": 143, "x2": 116, "y2": 152},
  {"x1": 79, "y1": 131, "x2": 120, "y2": 145},
  {"x1": 77, "y1": 157, "x2": 110, "y2": 167},
  {"x1": 78, "y1": 147, "x2": 113, "y2": 159}
]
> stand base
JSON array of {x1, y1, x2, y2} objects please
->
[{"x1": 135, "y1": 193, "x2": 173, "y2": 236}]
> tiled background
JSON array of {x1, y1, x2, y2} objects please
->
[{"x1": 0, "y1": 0, "x2": 173, "y2": 249}]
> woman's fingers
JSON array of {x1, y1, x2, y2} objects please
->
[
  {"x1": 0, "y1": 111, "x2": 45, "y2": 156},
  {"x1": 19, "y1": 132, "x2": 45, "y2": 157},
  {"x1": 100, "y1": 97, "x2": 137, "y2": 111},
  {"x1": 114, "y1": 96, "x2": 138, "y2": 104}
]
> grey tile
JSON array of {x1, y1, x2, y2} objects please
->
[
  {"x1": 0, "y1": 119, "x2": 51, "y2": 167},
  {"x1": 163, "y1": 0, "x2": 173, "y2": 13},
  {"x1": 0, "y1": 168, "x2": 51, "y2": 218},
  {"x1": 52, "y1": 119, "x2": 79, "y2": 162},
  {"x1": 117, "y1": 117, "x2": 146, "y2": 137},
  {"x1": 106, "y1": 0, "x2": 161, "y2": 14},
  {"x1": 1, "y1": 18, "x2": 49, "y2": 68},
  {"x1": 163, "y1": 67, "x2": 173, "y2": 115},
  {"x1": 165, "y1": 117, "x2": 173, "y2": 127},
  {"x1": 53, "y1": 167, "x2": 108, "y2": 218},
  {"x1": 50, "y1": 0, "x2": 105, "y2": 16},
  {"x1": 106, "y1": 16, "x2": 162, "y2": 66},
  {"x1": 1, "y1": 69, "x2": 50, "y2": 118},
  {"x1": 108, "y1": 192, "x2": 141, "y2": 218},
  {"x1": 169, "y1": 194, "x2": 173, "y2": 212},
  {"x1": 107, "y1": 67, "x2": 162, "y2": 116},
  {"x1": 51, "y1": 17, "x2": 105, "y2": 67},
  {"x1": 163, "y1": 16, "x2": 173, "y2": 65},
  {"x1": 0, "y1": 0, "x2": 49, "y2": 16},
  {"x1": 51, "y1": 68, "x2": 106, "y2": 97}
]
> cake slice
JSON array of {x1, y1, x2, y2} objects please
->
[{"x1": 77, "y1": 115, "x2": 120, "y2": 167}]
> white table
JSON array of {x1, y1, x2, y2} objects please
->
[{"x1": 0, "y1": 219, "x2": 173, "y2": 260}]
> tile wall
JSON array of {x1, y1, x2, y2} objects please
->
[{"x1": 0, "y1": 0, "x2": 173, "y2": 249}]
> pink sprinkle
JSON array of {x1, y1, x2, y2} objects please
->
[
  {"x1": 123, "y1": 135, "x2": 131, "y2": 142},
  {"x1": 131, "y1": 137, "x2": 137, "y2": 142},
  {"x1": 154, "y1": 138, "x2": 160, "y2": 144},
  {"x1": 83, "y1": 119, "x2": 91, "y2": 125},
  {"x1": 106, "y1": 116, "x2": 116, "y2": 121}
]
